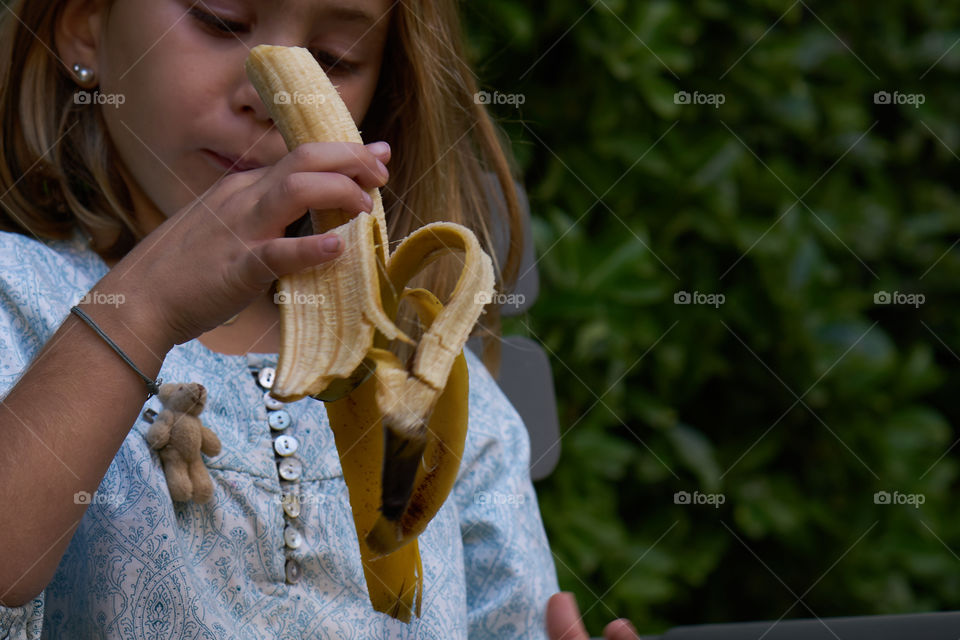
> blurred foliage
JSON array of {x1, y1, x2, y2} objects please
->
[{"x1": 465, "y1": 0, "x2": 960, "y2": 633}]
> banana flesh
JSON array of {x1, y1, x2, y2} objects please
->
[
  {"x1": 245, "y1": 45, "x2": 496, "y2": 622},
  {"x1": 245, "y1": 46, "x2": 411, "y2": 403}
]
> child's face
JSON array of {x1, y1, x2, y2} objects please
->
[{"x1": 57, "y1": 0, "x2": 392, "y2": 223}]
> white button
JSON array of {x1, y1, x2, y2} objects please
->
[
  {"x1": 257, "y1": 367, "x2": 276, "y2": 389},
  {"x1": 274, "y1": 434, "x2": 299, "y2": 457},
  {"x1": 284, "y1": 525, "x2": 303, "y2": 549},
  {"x1": 285, "y1": 558, "x2": 301, "y2": 584},
  {"x1": 264, "y1": 391, "x2": 284, "y2": 411},
  {"x1": 282, "y1": 493, "x2": 301, "y2": 518},
  {"x1": 278, "y1": 457, "x2": 302, "y2": 481},
  {"x1": 267, "y1": 409, "x2": 293, "y2": 431}
]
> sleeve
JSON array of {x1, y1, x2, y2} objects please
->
[
  {"x1": 454, "y1": 347, "x2": 560, "y2": 639},
  {"x1": 0, "y1": 597, "x2": 45, "y2": 640}
]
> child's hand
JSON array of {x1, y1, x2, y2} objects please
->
[
  {"x1": 114, "y1": 140, "x2": 390, "y2": 346},
  {"x1": 546, "y1": 592, "x2": 639, "y2": 640}
]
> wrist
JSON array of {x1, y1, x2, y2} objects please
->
[{"x1": 75, "y1": 278, "x2": 177, "y2": 371}]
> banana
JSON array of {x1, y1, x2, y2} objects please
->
[
  {"x1": 245, "y1": 45, "x2": 495, "y2": 622},
  {"x1": 245, "y1": 46, "x2": 412, "y2": 403}
]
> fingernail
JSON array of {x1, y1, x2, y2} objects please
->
[
  {"x1": 362, "y1": 191, "x2": 374, "y2": 208},
  {"x1": 367, "y1": 141, "x2": 390, "y2": 157},
  {"x1": 376, "y1": 159, "x2": 389, "y2": 179},
  {"x1": 321, "y1": 235, "x2": 340, "y2": 252}
]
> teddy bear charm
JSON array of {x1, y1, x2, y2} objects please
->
[{"x1": 144, "y1": 382, "x2": 222, "y2": 502}]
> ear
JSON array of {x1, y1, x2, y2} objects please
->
[{"x1": 54, "y1": 0, "x2": 108, "y2": 85}]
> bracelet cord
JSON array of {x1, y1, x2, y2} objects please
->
[{"x1": 70, "y1": 305, "x2": 162, "y2": 398}]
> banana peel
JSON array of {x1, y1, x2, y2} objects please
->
[{"x1": 326, "y1": 288, "x2": 470, "y2": 622}]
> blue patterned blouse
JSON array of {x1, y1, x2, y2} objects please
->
[{"x1": 0, "y1": 228, "x2": 559, "y2": 639}]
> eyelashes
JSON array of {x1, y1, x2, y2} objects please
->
[
  {"x1": 187, "y1": 7, "x2": 244, "y2": 33},
  {"x1": 186, "y1": 7, "x2": 357, "y2": 74},
  {"x1": 308, "y1": 49, "x2": 357, "y2": 75}
]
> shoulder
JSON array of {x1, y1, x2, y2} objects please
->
[
  {"x1": 463, "y1": 345, "x2": 522, "y2": 436},
  {"x1": 0, "y1": 228, "x2": 105, "y2": 279},
  {"x1": 0, "y1": 227, "x2": 109, "y2": 299},
  {"x1": 0, "y1": 228, "x2": 109, "y2": 370},
  {"x1": 460, "y1": 345, "x2": 531, "y2": 473}
]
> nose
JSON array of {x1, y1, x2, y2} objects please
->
[
  {"x1": 237, "y1": 34, "x2": 307, "y2": 123},
  {"x1": 238, "y1": 78, "x2": 274, "y2": 123}
]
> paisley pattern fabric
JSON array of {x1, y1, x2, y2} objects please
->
[{"x1": 0, "y1": 228, "x2": 559, "y2": 639}]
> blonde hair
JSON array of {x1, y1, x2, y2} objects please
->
[{"x1": 0, "y1": 0, "x2": 524, "y2": 377}]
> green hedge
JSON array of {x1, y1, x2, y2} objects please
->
[{"x1": 466, "y1": 1, "x2": 960, "y2": 633}]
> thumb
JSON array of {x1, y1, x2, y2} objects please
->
[{"x1": 546, "y1": 592, "x2": 590, "y2": 640}]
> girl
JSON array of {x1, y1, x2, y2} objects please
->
[{"x1": 0, "y1": 0, "x2": 637, "y2": 637}]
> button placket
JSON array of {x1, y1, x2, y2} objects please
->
[
  {"x1": 283, "y1": 525, "x2": 303, "y2": 549},
  {"x1": 282, "y1": 491, "x2": 302, "y2": 518},
  {"x1": 278, "y1": 457, "x2": 303, "y2": 481},
  {"x1": 257, "y1": 366, "x2": 276, "y2": 389},
  {"x1": 274, "y1": 433, "x2": 299, "y2": 456},
  {"x1": 268, "y1": 409, "x2": 293, "y2": 431},
  {"x1": 264, "y1": 391, "x2": 285, "y2": 411},
  {"x1": 285, "y1": 558, "x2": 302, "y2": 584},
  {"x1": 251, "y1": 359, "x2": 304, "y2": 585}
]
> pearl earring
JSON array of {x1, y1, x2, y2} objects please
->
[{"x1": 71, "y1": 63, "x2": 96, "y2": 85}]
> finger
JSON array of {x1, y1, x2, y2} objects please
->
[
  {"x1": 193, "y1": 166, "x2": 272, "y2": 211},
  {"x1": 242, "y1": 234, "x2": 343, "y2": 289},
  {"x1": 603, "y1": 618, "x2": 639, "y2": 640},
  {"x1": 256, "y1": 172, "x2": 373, "y2": 232},
  {"x1": 221, "y1": 165, "x2": 272, "y2": 192},
  {"x1": 366, "y1": 141, "x2": 391, "y2": 164},
  {"x1": 266, "y1": 141, "x2": 389, "y2": 193},
  {"x1": 546, "y1": 592, "x2": 589, "y2": 640}
]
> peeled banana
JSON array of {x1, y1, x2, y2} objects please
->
[{"x1": 246, "y1": 45, "x2": 495, "y2": 622}]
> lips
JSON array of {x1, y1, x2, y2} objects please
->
[{"x1": 203, "y1": 149, "x2": 266, "y2": 173}]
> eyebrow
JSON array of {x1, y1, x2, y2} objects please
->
[
  {"x1": 271, "y1": 0, "x2": 379, "y2": 27},
  {"x1": 323, "y1": 4, "x2": 378, "y2": 26}
]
